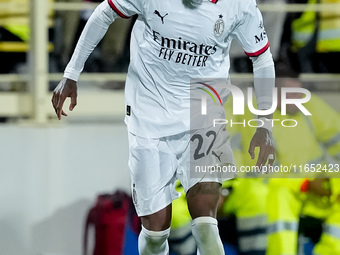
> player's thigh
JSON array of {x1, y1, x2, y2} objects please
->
[
  {"x1": 179, "y1": 125, "x2": 234, "y2": 218},
  {"x1": 128, "y1": 132, "x2": 180, "y2": 221},
  {"x1": 186, "y1": 181, "x2": 222, "y2": 219},
  {"x1": 180, "y1": 124, "x2": 236, "y2": 190}
]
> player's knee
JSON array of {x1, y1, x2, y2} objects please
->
[
  {"x1": 146, "y1": 234, "x2": 168, "y2": 251},
  {"x1": 191, "y1": 217, "x2": 224, "y2": 254},
  {"x1": 191, "y1": 216, "x2": 217, "y2": 240},
  {"x1": 138, "y1": 226, "x2": 170, "y2": 254}
]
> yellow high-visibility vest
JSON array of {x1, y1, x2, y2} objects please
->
[
  {"x1": 292, "y1": 0, "x2": 340, "y2": 53},
  {"x1": 0, "y1": 0, "x2": 55, "y2": 42}
]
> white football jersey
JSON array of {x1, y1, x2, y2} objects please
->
[{"x1": 111, "y1": 0, "x2": 269, "y2": 138}]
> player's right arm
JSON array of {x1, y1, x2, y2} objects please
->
[
  {"x1": 52, "y1": 0, "x2": 140, "y2": 119},
  {"x1": 52, "y1": 78, "x2": 77, "y2": 120}
]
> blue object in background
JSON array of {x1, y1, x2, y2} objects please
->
[
  {"x1": 123, "y1": 224, "x2": 139, "y2": 255},
  {"x1": 224, "y1": 243, "x2": 238, "y2": 255},
  {"x1": 303, "y1": 239, "x2": 315, "y2": 255}
]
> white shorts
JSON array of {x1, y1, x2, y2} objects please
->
[{"x1": 128, "y1": 124, "x2": 236, "y2": 216}]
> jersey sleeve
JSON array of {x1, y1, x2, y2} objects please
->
[
  {"x1": 64, "y1": 1, "x2": 118, "y2": 81},
  {"x1": 231, "y1": 0, "x2": 270, "y2": 57},
  {"x1": 107, "y1": 0, "x2": 143, "y2": 18}
]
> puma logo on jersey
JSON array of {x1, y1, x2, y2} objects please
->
[
  {"x1": 154, "y1": 10, "x2": 168, "y2": 24},
  {"x1": 259, "y1": 21, "x2": 264, "y2": 29},
  {"x1": 212, "y1": 151, "x2": 223, "y2": 162}
]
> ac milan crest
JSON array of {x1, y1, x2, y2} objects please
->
[{"x1": 214, "y1": 14, "x2": 224, "y2": 36}]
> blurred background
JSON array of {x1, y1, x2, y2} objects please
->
[{"x1": 0, "y1": 0, "x2": 339, "y2": 255}]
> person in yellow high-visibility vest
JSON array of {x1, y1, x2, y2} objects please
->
[
  {"x1": 0, "y1": 0, "x2": 29, "y2": 73},
  {"x1": 265, "y1": 76, "x2": 340, "y2": 255},
  {"x1": 267, "y1": 76, "x2": 340, "y2": 255},
  {"x1": 290, "y1": 0, "x2": 340, "y2": 72},
  {"x1": 313, "y1": 179, "x2": 340, "y2": 255},
  {"x1": 0, "y1": 0, "x2": 55, "y2": 42},
  {"x1": 0, "y1": 0, "x2": 54, "y2": 73},
  {"x1": 292, "y1": 0, "x2": 340, "y2": 54},
  {"x1": 219, "y1": 68, "x2": 340, "y2": 255}
]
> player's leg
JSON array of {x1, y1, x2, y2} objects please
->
[
  {"x1": 128, "y1": 132, "x2": 180, "y2": 255},
  {"x1": 138, "y1": 205, "x2": 172, "y2": 255},
  {"x1": 180, "y1": 124, "x2": 235, "y2": 255},
  {"x1": 187, "y1": 182, "x2": 225, "y2": 255},
  {"x1": 187, "y1": 182, "x2": 221, "y2": 218}
]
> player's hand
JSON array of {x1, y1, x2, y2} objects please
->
[
  {"x1": 51, "y1": 78, "x2": 77, "y2": 120},
  {"x1": 248, "y1": 128, "x2": 275, "y2": 170},
  {"x1": 308, "y1": 178, "x2": 332, "y2": 196}
]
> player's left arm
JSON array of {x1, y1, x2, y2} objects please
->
[
  {"x1": 248, "y1": 50, "x2": 275, "y2": 168},
  {"x1": 231, "y1": 0, "x2": 275, "y2": 168}
]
